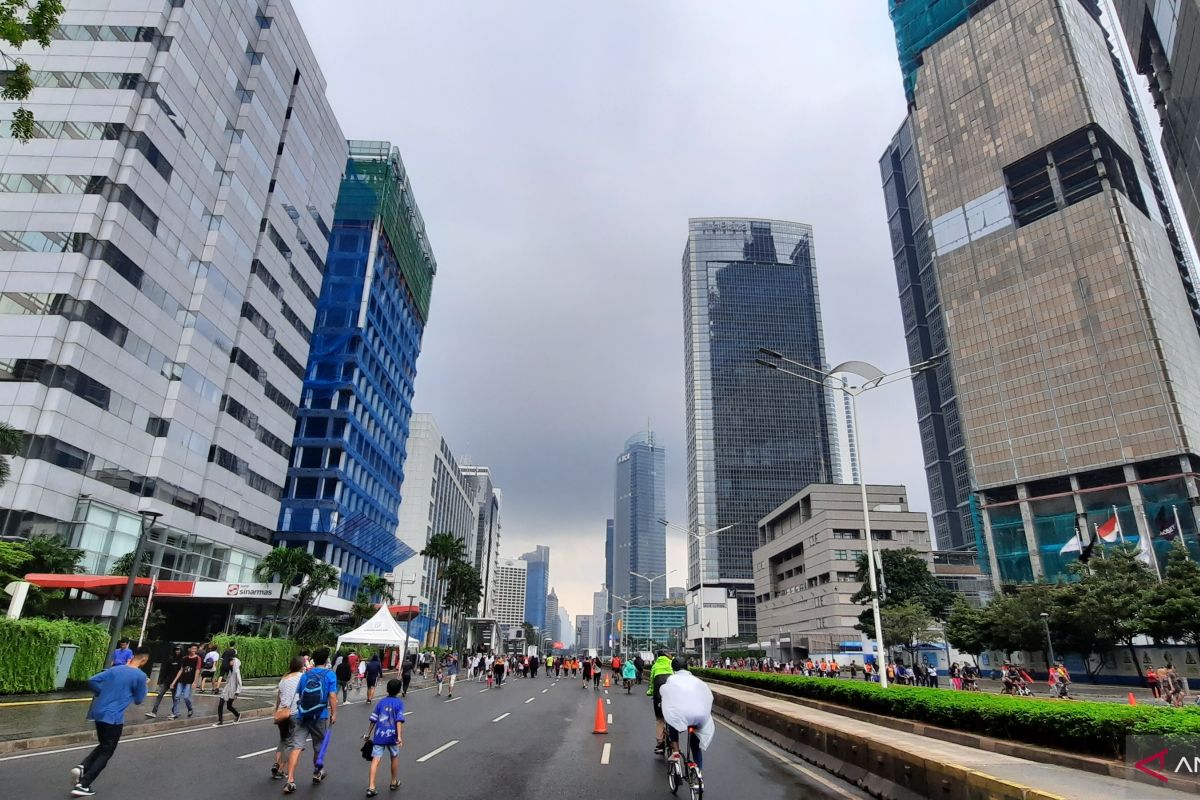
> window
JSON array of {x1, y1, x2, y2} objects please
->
[{"x1": 832, "y1": 529, "x2": 861, "y2": 540}]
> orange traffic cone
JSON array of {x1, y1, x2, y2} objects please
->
[
  {"x1": 1128, "y1": 692, "x2": 1137, "y2": 706},
  {"x1": 592, "y1": 697, "x2": 608, "y2": 734},
  {"x1": 604, "y1": 675, "x2": 611, "y2": 689}
]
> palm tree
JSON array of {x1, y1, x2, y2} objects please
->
[
  {"x1": 254, "y1": 547, "x2": 313, "y2": 637},
  {"x1": 420, "y1": 533, "x2": 466, "y2": 646},
  {"x1": 0, "y1": 421, "x2": 23, "y2": 488},
  {"x1": 443, "y1": 560, "x2": 482, "y2": 650},
  {"x1": 358, "y1": 573, "x2": 394, "y2": 605}
]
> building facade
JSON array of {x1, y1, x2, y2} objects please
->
[
  {"x1": 461, "y1": 464, "x2": 501, "y2": 617},
  {"x1": 1113, "y1": 0, "x2": 1200, "y2": 259},
  {"x1": 880, "y1": 118, "x2": 973, "y2": 551},
  {"x1": 619, "y1": 605, "x2": 688, "y2": 652},
  {"x1": 753, "y1": 484, "x2": 932, "y2": 660},
  {"x1": 392, "y1": 413, "x2": 474, "y2": 640},
  {"x1": 575, "y1": 614, "x2": 591, "y2": 651},
  {"x1": 612, "y1": 430, "x2": 667, "y2": 604},
  {"x1": 604, "y1": 518, "x2": 614, "y2": 646},
  {"x1": 545, "y1": 586, "x2": 559, "y2": 642},
  {"x1": 277, "y1": 140, "x2": 436, "y2": 599},
  {"x1": 0, "y1": 2, "x2": 344, "y2": 580},
  {"x1": 521, "y1": 545, "x2": 550, "y2": 632},
  {"x1": 492, "y1": 556, "x2": 527, "y2": 629},
  {"x1": 592, "y1": 589, "x2": 608, "y2": 651},
  {"x1": 558, "y1": 607, "x2": 572, "y2": 648},
  {"x1": 682, "y1": 217, "x2": 840, "y2": 638},
  {"x1": 887, "y1": 0, "x2": 1200, "y2": 587}
]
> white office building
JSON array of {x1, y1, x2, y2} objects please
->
[
  {"x1": 0, "y1": 0, "x2": 345, "y2": 577},
  {"x1": 492, "y1": 556, "x2": 527, "y2": 629},
  {"x1": 393, "y1": 413, "x2": 474, "y2": 611},
  {"x1": 461, "y1": 464, "x2": 501, "y2": 617}
]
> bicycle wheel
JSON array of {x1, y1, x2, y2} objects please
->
[
  {"x1": 689, "y1": 768, "x2": 703, "y2": 800},
  {"x1": 667, "y1": 762, "x2": 680, "y2": 795}
]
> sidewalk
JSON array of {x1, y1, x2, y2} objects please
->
[
  {"x1": 0, "y1": 671, "x2": 424, "y2": 748},
  {"x1": 712, "y1": 682, "x2": 1190, "y2": 799}
]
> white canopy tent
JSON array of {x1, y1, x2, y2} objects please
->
[{"x1": 336, "y1": 605, "x2": 412, "y2": 650}]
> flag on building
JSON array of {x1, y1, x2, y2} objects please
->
[
  {"x1": 1155, "y1": 507, "x2": 1180, "y2": 541},
  {"x1": 1059, "y1": 530, "x2": 1083, "y2": 555},
  {"x1": 1096, "y1": 514, "x2": 1121, "y2": 544}
]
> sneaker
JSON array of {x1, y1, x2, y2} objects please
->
[
  {"x1": 271, "y1": 766, "x2": 283, "y2": 781},
  {"x1": 312, "y1": 770, "x2": 327, "y2": 785},
  {"x1": 187, "y1": 711, "x2": 194, "y2": 718},
  {"x1": 366, "y1": 791, "x2": 378, "y2": 798},
  {"x1": 71, "y1": 785, "x2": 95, "y2": 797},
  {"x1": 144, "y1": 712, "x2": 156, "y2": 718},
  {"x1": 70, "y1": 766, "x2": 83, "y2": 784},
  {"x1": 167, "y1": 714, "x2": 177, "y2": 720},
  {"x1": 283, "y1": 782, "x2": 297, "y2": 795},
  {"x1": 653, "y1": 744, "x2": 664, "y2": 754},
  {"x1": 388, "y1": 782, "x2": 400, "y2": 792},
  {"x1": 212, "y1": 722, "x2": 223, "y2": 727}
]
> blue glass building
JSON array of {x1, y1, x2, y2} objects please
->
[
  {"x1": 613, "y1": 431, "x2": 667, "y2": 603},
  {"x1": 522, "y1": 545, "x2": 550, "y2": 632},
  {"x1": 276, "y1": 141, "x2": 436, "y2": 599},
  {"x1": 682, "y1": 218, "x2": 838, "y2": 639}
]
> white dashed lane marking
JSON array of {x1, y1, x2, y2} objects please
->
[{"x1": 416, "y1": 740, "x2": 458, "y2": 763}]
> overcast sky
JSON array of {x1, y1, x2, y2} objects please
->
[{"x1": 291, "y1": 1, "x2": 924, "y2": 621}]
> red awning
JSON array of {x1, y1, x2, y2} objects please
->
[
  {"x1": 386, "y1": 604, "x2": 419, "y2": 621},
  {"x1": 22, "y1": 573, "x2": 194, "y2": 598}
]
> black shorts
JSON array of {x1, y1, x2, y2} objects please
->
[{"x1": 366, "y1": 677, "x2": 378, "y2": 687}]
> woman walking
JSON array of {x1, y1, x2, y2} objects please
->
[
  {"x1": 271, "y1": 656, "x2": 304, "y2": 780},
  {"x1": 491, "y1": 653, "x2": 506, "y2": 688},
  {"x1": 199, "y1": 644, "x2": 219, "y2": 693},
  {"x1": 214, "y1": 655, "x2": 242, "y2": 725}
]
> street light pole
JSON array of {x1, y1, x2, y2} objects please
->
[
  {"x1": 1039, "y1": 612, "x2": 1056, "y2": 669},
  {"x1": 631, "y1": 570, "x2": 676, "y2": 652},
  {"x1": 756, "y1": 348, "x2": 945, "y2": 690},
  {"x1": 660, "y1": 519, "x2": 735, "y2": 666},
  {"x1": 107, "y1": 504, "x2": 162, "y2": 664}
]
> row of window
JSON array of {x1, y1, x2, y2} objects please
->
[
  {"x1": 228, "y1": 346, "x2": 298, "y2": 417},
  {"x1": 0, "y1": 358, "x2": 145, "y2": 427},
  {"x1": 208, "y1": 444, "x2": 283, "y2": 500},
  {"x1": 219, "y1": 394, "x2": 291, "y2": 460}
]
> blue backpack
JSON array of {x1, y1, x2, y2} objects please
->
[{"x1": 297, "y1": 668, "x2": 328, "y2": 723}]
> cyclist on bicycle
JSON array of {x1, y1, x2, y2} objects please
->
[
  {"x1": 661, "y1": 657, "x2": 714, "y2": 770},
  {"x1": 646, "y1": 650, "x2": 674, "y2": 754},
  {"x1": 621, "y1": 658, "x2": 637, "y2": 694}
]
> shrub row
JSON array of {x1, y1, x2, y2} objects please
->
[
  {"x1": 696, "y1": 668, "x2": 1200, "y2": 758},
  {"x1": 212, "y1": 634, "x2": 294, "y2": 679},
  {"x1": 0, "y1": 618, "x2": 108, "y2": 694}
]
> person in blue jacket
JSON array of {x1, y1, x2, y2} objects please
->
[{"x1": 71, "y1": 646, "x2": 150, "y2": 797}]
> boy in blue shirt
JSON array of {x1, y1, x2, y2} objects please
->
[
  {"x1": 363, "y1": 678, "x2": 405, "y2": 796},
  {"x1": 71, "y1": 646, "x2": 150, "y2": 796}
]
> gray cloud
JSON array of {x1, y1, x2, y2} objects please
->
[{"x1": 291, "y1": 1, "x2": 925, "y2": 618}]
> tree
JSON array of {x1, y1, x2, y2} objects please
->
[
  {"x1": 0, "y1": 420, "x2": 23, "y2": 486},
  {"x1": 0, "y1": 1, "x2": 65, "y2": 141},
  {"x1": 442, "y1": 560, "x2": 481, "y2": 650},
  {"x1": 288, "y1": 560, "x2": 339, "y2": 639},
  {"x1": 944, "y1": 599, "x2": 988, "y2": 661},
  {"x1": 1142, "y1": 540, "x2": 1200, "y2": 664},
  {"x1": 358, "y1": 573, "x2": 393, "y2": 605},
  {"x1": 879, "y1": 600, "x2": 934, "y2": 663},
  {"x1": 22, "y1": 534, "x2": 82, "y2": 575},
  {"x1": 851, "y1": 548, "x2": 955, "y2": 619},
  {"x1": 419, "y1": 532, "x2": 466, "y2": 646},
  {"x1": 108, "y1": 549, "x2": 151, "y2": 578},
  {"x1": 254, "y1": 546, "x2": 313, "y2": 636},
  {"x1": 1068, "y1": 546, "x2": 1156, "y2": 684}
]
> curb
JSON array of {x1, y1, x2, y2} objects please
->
[
  {"x1": 704, "y1": 678, "x2": 1124, "y2": 779},
  {"x1": 711, "y1": 687, "x2": 1069, "y2": 800},
  {"x1": 0, "y1": 707, "x2": 275, "y2": 756}
]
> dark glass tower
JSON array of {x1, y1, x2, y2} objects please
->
[
  {"x1": 613, "y1": 431, "x2": 667, "y2": 603},
  {"x1": 521, "y1": 545, "x2": 550, "y2": 632},
  {"x1": 880, "y1": 119, "x2": 974, "y2": 551},
  {"x1": 276, "y1": 141, "x2": 436, "y2": 599},
  {"x1": 682, "y1": 218, "x2": 838, "y2": 639}
]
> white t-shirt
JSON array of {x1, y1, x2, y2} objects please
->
[
  {"x1": 277, "y1": 672, "x2": 301, "y2": 711},
  {"x1": 203, "y1": 651, "x2": 219, "y2": 669}
]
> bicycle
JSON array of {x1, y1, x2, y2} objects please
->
[{"x1": 666, "y1": 725, "x2": 703, "y2": 799}]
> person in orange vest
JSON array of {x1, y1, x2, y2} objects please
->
[
  {"x1": 863, "y1": 661, "x2": 874, "y2": 682},
  {"x1": 819, "y1": 658, "x2": 828, "y2": 677}
]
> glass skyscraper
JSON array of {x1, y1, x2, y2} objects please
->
[
  {"x1": 885, "y1": 0, "x2": 1200, "y2": 587},
  {"x1": 277, "y1": 141, "x2": 436, "y2": 599},
  {"x1": 682, "y1": 218, "x2": 838, "y2": 639},
  {"x1": 613, "y1": 430, "x2": 667, "y2": 603},
  {"x1": 880, "y1": 118, "x2": 974, "y2": 551},
  {"x1": 521, "y1": 545, "x2": 550, "y2": 632}
]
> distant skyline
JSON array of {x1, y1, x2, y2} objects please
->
[{"x1": 291, "y1": 1, "x2": 929, "y2": 617}]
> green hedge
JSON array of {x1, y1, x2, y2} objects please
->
[
  {"x1": 213, "y1": 634, "x2": 295, "y2": 679},
  {"x1": 0, "y1": 618, "x2": 108, "y2": 694},
  {"x1": 697, "y1": 669, "x2": 1200, "y2": 758}
]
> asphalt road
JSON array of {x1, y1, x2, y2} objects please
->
[{"x1": 0, "y1": 672, "x2": 867, "y2": 800}]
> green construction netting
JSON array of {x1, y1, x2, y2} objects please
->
[
  {"x1": 334, "y1": 141, "x2": 436, "y2": 323},
  {"x1": 889, "y1": 0, "x2": 976, "y2": 100}
]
